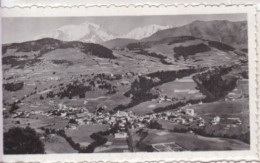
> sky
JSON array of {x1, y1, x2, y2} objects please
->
[{"x1": 2, "y1": 13, "x2": 246, "y2": 44}]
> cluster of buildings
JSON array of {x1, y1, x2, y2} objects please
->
[
  {"x1": 88, "y1": 110, "x2": 147, "y2": 131},
  {"x1": 157, "y1": 95, "x2": 173, "y2": 103},
  {"x1": 84, "y1": 108, "x2": 205, "y2": 132},
  {"x1": 148, "y1": 109, "x2": 206, "y2": 127},
  {"x1": 10, "y1": 110, "x2": 48, "y2": 118},
  {"x1": 225, "y1": 87, "x2": 248, "y2": 101},
  {"x1": 48, "y1": 103, "x2": 92, "y2": 118},
  {"x1": 10, "y1": 100, "x2": 243, "y2": 137},
  {"x1": 46, "y1": 103, "x2": 101, "y2": 127},
  {"x1": 210, "y1": 116, "x2": 242, "y2": 128}
]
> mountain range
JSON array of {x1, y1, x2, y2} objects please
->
[
  {"x1": 35, "y1": 20, "x2": 247, "y2": 49},
  {"x1": 36, "y1": 22, "x2": 171, "y2": 43}
]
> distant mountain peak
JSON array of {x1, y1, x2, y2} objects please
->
[
  {"x1": 81, "y1": 21, "x2": 100, "y2": 26},
  {"x1": 121, "y1": 24, "x2": 172, "y2": 40},
  {"x1": 36, "y1": 22, "x2": 115, "y2": 43}
]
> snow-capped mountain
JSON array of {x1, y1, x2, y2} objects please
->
[
  {"x1": 121, "y1": 24, "x2": 172, "y2": 40},
  {"x1": 36, "y1": 22, "x2": 172, "y2": 43},
  {"x1": 36, "y1": 22, "x2": 115, "y2": 43}
]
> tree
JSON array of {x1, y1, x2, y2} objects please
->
[
  {"x1": 4, "y1": 127, "x2": 45, "y2": 154},
  {"x1": 40, "y1": 95, "x2": 44, "y2": 100},
  {"x1": 147, "y1": 120, "x2": 162, "y2": 129},
  {"x1": 4, "y1": 82, "x2": 24, "y2": 92},
  {"x1": 10, "y1": 102, "x2": 19, "y2": 113}
]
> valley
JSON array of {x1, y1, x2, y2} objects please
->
[{"x1": 2, "y1": 20, "x2": 250, "y2": 153}]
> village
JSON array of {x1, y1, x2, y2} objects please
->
[{"x1": 10, "y1": 101, "x2": 243, "y2": 139}]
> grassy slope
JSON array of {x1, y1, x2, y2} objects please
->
[{"x1": 137, "y1": 129, "x2": 249, "y2": 151}]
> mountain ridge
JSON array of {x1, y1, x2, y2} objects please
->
[
  {"x1": 34, "y1": 20, "x2": 247, "y2": 49},
  {"x1": 101, "y1": 38, "x2": 139, "y2": 49},
  {"x1": 2, "y1": 38, "x2": 115, "y2": 59},
  {"x1": 120, "y1": 24, "x2": 172, "y2": 40},
  {"x1": 36, "y1": 23, "x2": 172, "y2": 43},
  {"x1": 141, "y1": 20, "x2": 247, "y2": 48}
]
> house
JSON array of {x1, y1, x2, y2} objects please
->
[
  {"x1": 144, "y1": 115, "x2": 151, "y2": 119},
  {"x1": 162, "y1": 116, "x2": 168, "y2": 120},
  {"x1": 185, "y1": 109, "x2": 195, "y2": 116},
  {"x1": 150, "y1": 114, "x2": 157, "y2": 119},
  {"x1": 137, "y1": 123, "x2": 145, "y2": 128},
  {"x1": 168, "y1": 115, "x2": 176, "y2": 121},
  {"x1": 77, "y1": 119, "x2": 85, "y2": 125},
  {"x1": 198, "y1": 118, "x2": 206, "y2": 126},
  {"x1": 110, "y1": 73, "x2": 114, "y2": 78},
  {"x1": 211, "y1": 116, "x2": 221, "y2": 125},
  {"x1": 48, "y1": 100, "x2": 55, "y2": 104},
  {"x1": 104, "y1": 117, "x2": 110, "y2": 122},
  {"x1": 165, "y1": 98, "x2": 172, "y2": 102},
  {"x1": 188, "y1": 90, "x2": 199, "y2": 94},
  {"x1": 121, "y1": 80, "x2": 130, "y2": 86},
  {"x1": 158, "y1": 97, "x2": 165, "y2": 103},
  {"x1": 166, "y1": 112, "x2": 171, "y2": 116},
  {"x1": 69, "y1": 125, "x2": 77, "y2": 130},
  {"x1": 173, "y1": 117, "x2": 186, "y2": 124},
  {"x1": 224, "y1": 117, "x2": 242, "y2": 125},
  {"x1": 119, "y1": 123, "x2": 126, "y2": 130},
  {"x1": 188, "y1": 118, "x2": 194, "y2": 122},
  {"x1": 116, "y1": 111, "x2": 127, "y2": 117},
  {"x1": 61, "y1": 112, "x2": 67, "y2": 117},
  {"x1": 199, "y1": 122, "x2": 205, "y2": 127},
  {"x1": 110, "y1": 117, "x2": 116, "y2": 122},
  {"x1": 127, "y1": 111, "x2": 134, "y2": 116}
]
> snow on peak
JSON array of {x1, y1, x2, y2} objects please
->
[
  {"x1": 36, "y1": 22, "x2": 172, "y2": 43},
  {"x1": 121, "y1": 24, "x2": 172, "y2": 40},
  {"x1": 36, "y1": 21, "x2": 114, "y2": 43}
]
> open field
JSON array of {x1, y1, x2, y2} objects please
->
[
  {"x1": 134, "y1": 129, "x2": 249, "y2": 151},
  {"x1": 43, "y1": 134, "x2": 78, "y2": 153},
  {"x1": 94, "y1": 135, "x2": 129, "y2": 153},
  {"x1": 65, "y1": 124, "x2": 109, "y2": 146}
]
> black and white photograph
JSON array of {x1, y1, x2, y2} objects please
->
[{"x1": 2, "y1": 13, "x2": 251, "y2": 154}]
